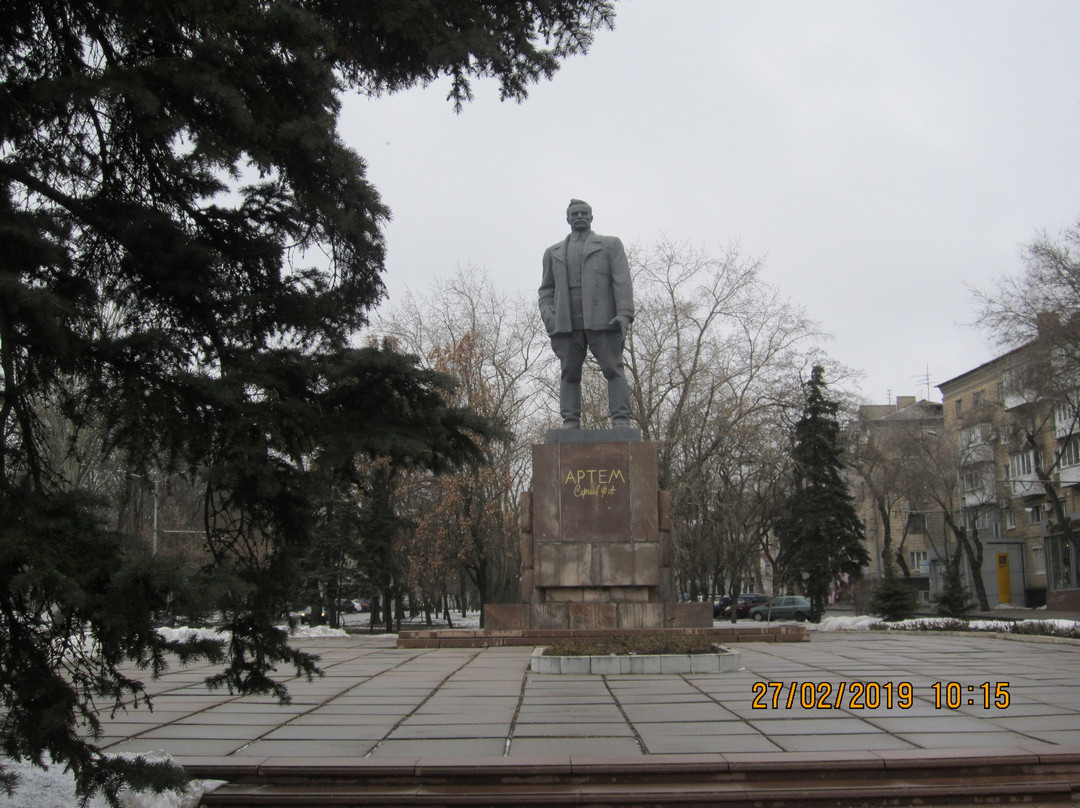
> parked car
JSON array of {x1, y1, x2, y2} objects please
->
[
  {"x1": 721, "y1": 593, "x2": 769, "y2": 619},
  {"x1": 749, "y1": 595, "x2": 812, "y2": 622},
  {"x1": 712, "y1": 595, "x2": 732, "y2": 619}
]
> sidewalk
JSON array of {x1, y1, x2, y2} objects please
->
[{"x1": 94, "y1": 630, "x2": 1080, "y2": 766}]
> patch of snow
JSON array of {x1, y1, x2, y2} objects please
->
[
  {"x1": 1018, "y1": 618, "x2": 1080, "y2": 630},
  {"x1": 812, "y1": 615, "x2": 1079, "y2": 634},
  {"x1": 155, "y1": 626, "x2": 230, "y2": 644},
  {"x1": 814, "y1": 615, "x2": 883, "y2": 631},
  {"x1": 288, "y1": 625, "x2": 347, "y2": 638},
  {"x1": 0, "y1": 753, "x2": 223, "y2": 808}
]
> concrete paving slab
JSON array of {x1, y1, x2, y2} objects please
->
[
  {"x1": 512, "y1": 722, "x2": 634, "y2": 737},
  {"x1": 260, "y1": 725, "x2": 394, "y2": 741},
  {"x1": 509, "y1": 737, "x2": 642, "y2": 757},
  {"x1": 641, "y1": 735, "x2": 783, "y2": 754},
  {"x1": 386, "y1": 724, "x2": 510, "y2": 740},
  {"x1": 773, "y1": 733, "x2": 916, "y2": 752},
  {"x1": 895, "y1": 732, "x2": 1044, "y2": 749},
  {"x1": 87, "y1": 630, "x2": 1080, "y2": 772},
  {"x1": 370, "y1": 738, "x2": 507, "y2": 757},
  {"x1": 233, "y1": 739, "x2": 376, "y2": 757}
]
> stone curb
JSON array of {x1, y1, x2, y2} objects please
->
[{"x1": 529, "y1": 645, "x2": 742, "y2": 674}]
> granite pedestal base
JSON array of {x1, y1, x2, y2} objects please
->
[{"x1": 484, "y1": 430, "x2": 711, "y2": 631}]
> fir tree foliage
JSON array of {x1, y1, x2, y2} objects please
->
[
  {"x1": 777, "y1": 366, "x2": 869, "y2": 622},
  {"x1": 935, "y1": 549, "x2": 975, "y2": 618},
  {"x1": 0, "y1": 1, "x2": 615, "y2": 803},
  {"x1": 869, "y1": 576, "x2": 918, "y2": 622}
]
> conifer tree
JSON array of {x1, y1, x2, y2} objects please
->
[
  {"x1": 777, "y1": 366, "x2": 869, "y2": 621},
  {"x1": 0, "y1": 1, "x2": 615, "y2": 803}
]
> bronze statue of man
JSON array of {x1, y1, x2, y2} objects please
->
[{"x1": 539, "y1": 199, "x2": 634, "y2": 429}]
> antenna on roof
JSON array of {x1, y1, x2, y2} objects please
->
[{"x1": 912, "y1": 365, "x2": 931, "y2": 401}]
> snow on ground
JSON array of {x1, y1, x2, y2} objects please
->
[
  {"x1": 0, "y1": 754, "x2": 223, "y2": 808},
  {"x1": 288, "y1": 624, "x2": 348, "y2": 638},
  {"x1": 811, "y1": 614, "x2": 1080, "y2": 634},
  {"x1": 814, "y1": 615, "x2": 884, "y2": 631},
  {"x1": 155, "y1": 626, "x2": 231, "y2": 643}
]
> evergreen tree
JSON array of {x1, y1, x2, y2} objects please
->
[
  {"x1": 869, "y1": 576, "x2": 919, "y2": 622},
  {"x1": 777, "y1": 366, "x2": 869, "y2": 622},
  {"x1": 0, "y1": 1, "x2": 615, "y2": 803},
  {"x1": 935, "y1": 547, "x2": 974, "y2": 618}
]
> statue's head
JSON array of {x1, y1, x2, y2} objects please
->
[{"x1": 566, "y1": 199, "x2": 593, "y2": 232}]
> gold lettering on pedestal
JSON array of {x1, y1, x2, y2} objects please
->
[{"x1": 563, "y1": 468, "x2": 627, "y2": 498}]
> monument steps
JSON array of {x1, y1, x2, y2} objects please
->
[{"x1": 196, "y1": 751, "x2": 1080, "y2": 807}]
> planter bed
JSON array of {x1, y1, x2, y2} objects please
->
[{"x1": 530, "y1": 645, "x2": 741, "y2": 674}]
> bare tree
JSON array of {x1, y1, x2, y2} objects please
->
[
  {"x1": 623, "y1": 239, "x2": 824, "y2": 601},
  {"x1": 897, "y1": 427, "x2": 991, "y2": 610},
  {"x1": 376, "y1": 268, "x2": 548, "y2": 617},
  {"x1": 973, "y1": 217, "x2": 1080, "y2": 603}
]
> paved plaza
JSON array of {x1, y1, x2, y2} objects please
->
[{"x1": 93, "y1": 630, "x2": 1080, "y2": 767}]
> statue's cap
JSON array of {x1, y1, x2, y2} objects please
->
[{"x1": 567, "y1": 198, "x2": 592, "y2": 212}]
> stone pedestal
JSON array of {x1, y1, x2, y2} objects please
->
[{"x1": 484, "y1": 429, "x2": 711, "y2": 630}]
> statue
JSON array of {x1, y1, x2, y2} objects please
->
[{"x1": 539, "y1": 199, "x2": 634, "y2": 429}]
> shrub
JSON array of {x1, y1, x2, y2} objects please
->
[
  {"x1": 869, "y1": 576, "x2": 919, "y2": 621},
  {"x1": 935, "y1": 554, "x2": 974, "y2": 618},
  {"x1": 543, "y1": 633, "x2": 720, "y2": 656}
]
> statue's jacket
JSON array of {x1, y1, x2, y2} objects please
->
[{"x1": 539, "y1": 232, "x2": 635, "y2": 335}]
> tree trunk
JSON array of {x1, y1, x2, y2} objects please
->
[
  {"x1": 369, "y1": 594, "x2": 380, "y2": 633},
  {"x1": 954, "y1": 525, "x2": 990, "y2": 611},
  {"x1": 442, "y1": 592, "x2": 454, "y2": 628},
  {"x1": 875, "y1": 498, "x2": 895, "y2": 578}
]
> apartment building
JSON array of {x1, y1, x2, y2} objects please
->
[
  {"x1": 850, "y1": 396, "x2": 946, "y2": 602},
  {"x1": 937, "y1": 324, "x2": 1080, "y2": 609}
]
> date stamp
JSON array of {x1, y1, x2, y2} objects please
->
[{"x1": 750, "y1": 681, "x2": 1010, "y2": 710}]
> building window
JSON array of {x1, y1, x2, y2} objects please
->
[
  {"x1": 1000, "y1": 424, "x2": 1012, "y2": 445},
  {"x1": 1005, "y1": 508, "x2": 1015, "y2": 529},
  {"x1": 1028, "y1": 504, "x2": 1042, "y2": 524},
  {"x1": 964, "y1": 467, "x2": 995, "y2": 496},
  {"x1": 1056, "y1": 403, "x2": 1078, "y2": 437},
  {"x1": 910, "y1": 550, "x2": 929, "y2": 575},
  {"x1": 1061, "y1": 438, "x2": 1080, "y2": 468},
  {"x1": 973, "y1": 389, "x2": 986, "y2": 408},
  {"x1": 1045, "y1": 536, "x2": 1076, "y2": 591},
  {"x1": 1010, "y1": 450, "x2": 1035, "y2": 478},
  {"x1": 961, "y1": 423, "x2": 992, "y2": 447},
  {"x1": 969, "y1": 508, "x2": 1002, "y2": 539},
  {"x1": 955, "y1": 399, "x2": 963, "y2": 417},
  {"x1": 907, "y1": 512, "x2": 926, "y2": 533},
  {"x1": 1032, "y1": 545, "x2": 1046, "y2": 576}
]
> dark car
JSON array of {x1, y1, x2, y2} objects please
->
[
  {"x1": 722, "y1": 593, "x2": 769, "y2": 619},
  {"x1": 749, "y1": 595, "x2": 812, "y2": 622},
  {"x1": 712, "y1": 595, "x2": 732, "y2": 619}
]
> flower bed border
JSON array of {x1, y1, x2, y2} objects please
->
[{"x1": 530, "y1": 646, "x2": 741, "y2": 674}]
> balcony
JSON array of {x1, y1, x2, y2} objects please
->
[
  {"x1": 1055, "y1": 408, "x2": 1080, "y2": 439},
  {"x1": 959, "y1": 443, "x2": 995, "y2": 466},
  {"x1": 1003, "y1": 389, "x2": 1037, "y2": 410},
  {"x1": 1058, "y1": 465, "x2": 1080, "y2": 487},
  {"x1": 962, "y1": 488, "x2": 995, "y2": 508},
  {"x1": 1011, "y1": 476, "x2": 1046, "y2": 499}
]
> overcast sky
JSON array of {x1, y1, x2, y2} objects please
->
[{"x1": 338, "y1": 0, "x2": 1080, "y2": 405}]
